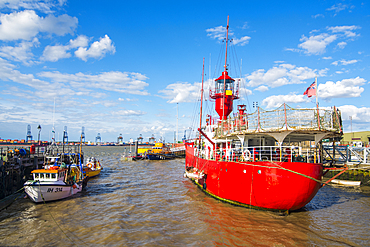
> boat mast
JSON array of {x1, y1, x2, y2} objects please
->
[
  {"x1": 222, "y1": 16, "x2": 230, "y2": 122},
  {"x1": 199, "y1": 57, "x2": 205, "y2": 148}
]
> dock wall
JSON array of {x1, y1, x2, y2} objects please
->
[{"x1": 0, "y1": 146, "x2": 44, "y2": 200}]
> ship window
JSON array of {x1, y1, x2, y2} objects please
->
[
  {"x1": 40, "y1": 173, "x2": 44, "y2": 179},
  {"x1": 51, "y1": 174, "x2": 56, "y2": 179},
  {"x1": 215, "y1": 79, "x2": 233, "y2": 93},
  {"x1": 34, "y1": 173, "x2": 39, "y2": 179},
  {"x1": 45, "y1": 173, "x2": 50, "y2": 179}
]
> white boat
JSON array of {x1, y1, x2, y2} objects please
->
[
  {"x1": 24, "y1": 164, "x2": 84, "y2": 203},
  {"x1": 330, "y1": 179, "x2": 361, "y2": 186},
  {"x1": 24, "y1": 140, "x2": 87, "y2": 203}
]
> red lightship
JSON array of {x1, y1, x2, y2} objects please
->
[{"x1": 184, "y1": 17, "x2": 343, "y2": 212}]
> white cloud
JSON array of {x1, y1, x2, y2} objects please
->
[
  {"x1": 0, "y1": 0, "x2": 65, "y2": 13},
  {"x1": 239, "y1": 87, "x2": 253, "y2": 97},
  {"x1": 112, "y1": 110, "x2": 146, "y2": 116},
  {"x1": 255, "y1": 85, "x2": 269, "y2": 92},
  {"x1": 69, "y1": 35, "x2": 89, "y2": 48},
  {"x1": 40, "y1": 14, "x2": 78, "y2": 36},
  {"x1": 0, "y1": 10, "x2": 77, "y2": 41},
  {"x1": 318, "y1": 77, "x2": 366, "y2": 100},
  {"x1": 338, "y1": 105, "x2": 370, "y2": 130},
  {"x1": 339, "y1": 105, "x2": 370, "y2": 121},
  {"x1": 295, "y1": 25, "x2": 360, "y2": 55},
  {"x1": 246, "y1": 63, "x2": 323, "y2": 88},
  {"x1": 312, "y1": 14, "x2": 324, "y2": 18},
  {"x1": 38, "y1": 71, "x2": 149, "y2": 95},
  {"x1": 118, "y1": 98, "x2": 138, "y2": 102},
  {"x1": 41, "y1": 35, "x2": 113, "y2": 62},
  {"x1": 206, "y1": 25, "x2": 228, "y2": 41},
  {"x1": 159, "y1": 81, "x2": 203, "y2": 103},
  {"x1": 331, "y1": 59, "x2": 358, "y2": 66},
  {"x1": 337, "y1": 41, "x2": 347, "y2": 49},
  {"x1": 74, "y1": 35, "x2": 115, "y2": 61},
  {"x1": 262, "y1": 94, "x2": 308, "y2": 109},
  {"x1": 232, "y1": 36, "x2": 251, "y2": 46},
  {"x1": 327, "y1": 25, "x2": 360, "y2": 38},
  {"x1": 41, "y1": 44, "x2": 71, "y2": 61},
  {"x1": 298, "y1": 33, "x2": 337, "y2": 55},
  {"x1": 206, "y1": 25, "x2": 249, "y2": 46},
  {"x1": 0, "y1": 37, "x2": 39, "y2": 65},
  {"x1": 326, "y1": 3, "x2": 349, "y2": 14},
  {"x1": 0, "y1": 10, "x2": 41, "y2": 40}
]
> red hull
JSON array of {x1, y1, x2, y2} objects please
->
[{"x1": 185, "y1": 145, "x2": 323, "y2": 211}]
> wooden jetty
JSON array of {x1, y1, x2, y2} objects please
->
[{"x1": 0, "y1": 145, "x2": 45, "y2": 200}]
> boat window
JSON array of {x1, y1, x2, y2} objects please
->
[
  {"x1": 34, "y1": 173, "x2": 39, "y2": 179},
  {"x1": 215, "y1": 79, "x2": 233, "y2": 94},
  {"x1": 51, "y1": 173, "x2": 56, "y2": 179},
  {"x1": 45, "y1": 173, "x2": 50, "y2": 179},
  {"x1": 40, "y1": 173, "x2": 44, "y2": 179}
]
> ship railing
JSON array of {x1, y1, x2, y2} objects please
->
[
  {"x1": 197, "y1": 145, "x2": 321, "y2": 163},
  {"x1": 214, "y1": 104, "x2": 342, "y2": 137}
]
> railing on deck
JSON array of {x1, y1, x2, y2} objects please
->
[
  {"x1": 195, "y1": 145, "x2": 321, "y2": 163},
  {"x1": 215, "y1": 104, "x2": 342, "y2": 137}
]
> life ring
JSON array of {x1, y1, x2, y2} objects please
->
[
  {"x1": 87, "y1": 163, "x2": 92, "y2": 168},
  {"x1": 242, "y1": 149, "x2": 251, "y2": 161}
]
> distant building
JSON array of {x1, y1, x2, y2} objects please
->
[{"x1": 341, "y1": 131, "x2": 370, "y2": 146}]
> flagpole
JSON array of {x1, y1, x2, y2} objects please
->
[{"x1": 315, "y1": 75, "x2": 318, "y2": 107}]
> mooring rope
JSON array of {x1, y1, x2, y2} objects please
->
[
  {"x1": 38, "y1": 182, "x2": 89, "y2": 246},
  {"x1": 0, "y1": 186, "x2": 25, "y2": 211},
  {"x1": 232, "y1": 160, "x2": 324, "y2": 184}
]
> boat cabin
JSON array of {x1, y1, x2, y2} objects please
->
[{"x1": 31, "y1": 168, "x2": 67, "y2": 182}]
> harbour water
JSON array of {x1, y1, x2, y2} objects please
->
[{"x1": 1, "y1": 146, "x2": 369, "y2": 246}]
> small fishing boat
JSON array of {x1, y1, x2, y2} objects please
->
[
  {"x1": 83, "y1": 157, "x2": 102, "y2": 178},
  {"x1": 24, "y1": 136, "x2": 87, "y2": 202},
  {"x1": 24, "y1": 157, "x2": 85, "y2": 203}
]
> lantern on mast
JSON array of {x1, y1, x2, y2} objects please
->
[{"x1": 209, "y1": 16, "x2": 239, "y2": 120}]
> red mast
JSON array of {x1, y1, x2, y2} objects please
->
[
  {"x1": 199, "y1": 58, "x2": 205, "y2": 146},
  {"x1": 210, "y1": 16, "x2": 239, "y2": 120}
]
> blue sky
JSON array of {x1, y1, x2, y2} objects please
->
[{"x1": 0, "y1": 0, "x2": 369, "y2": 143}]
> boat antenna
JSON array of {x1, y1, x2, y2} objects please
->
[
  {"x1": 52, "y1": 98, "x2": 56, "y2": 145},
  {"x1": 199, "y1": 57, "x2": 205, "y2": 148}
]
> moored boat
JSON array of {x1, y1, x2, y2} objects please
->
[
  {"x1": 184, "y1": 16, "x2": 344, "y2": 212},
  {"x1": 24, "y1": 139, "x2": 87, "y2": 203},
  {"x1": 83, "y1": 157, "x2": 102, "y2": 178},
  {"x1": 145, "y1": 142, "x2": 175, "y2": 160},
  {"x1": 24, "y1": 157, "x2": 85, "y2": 203}
]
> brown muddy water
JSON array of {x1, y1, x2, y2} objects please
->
[{"x1": 1, "y1": 146, "x2": 370, "y2": 246}]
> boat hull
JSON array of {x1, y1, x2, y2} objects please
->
[
  {"x1": 185, "y1": 145, "x2": 323, "y2": 211},
  {"x1": 24, "y1": 181, "x2": 83, "y2": 203},
  {"x1": 84, "y1": 168, "x2": 102, "y2": 178}
]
